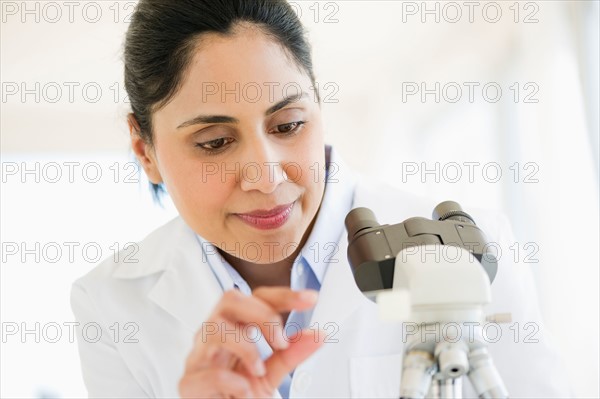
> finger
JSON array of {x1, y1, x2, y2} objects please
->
[
  {"x1": 219, "y1": 288, "x2": 318, "y2": 321},
  {"x1": 250, "y1": 288, "x2": 320, "y2": 350},
  {"x1": 186, "y1": 317, "x2": 266, "y2": 378},
  {"x1": 214, "y1": 291, "x2": 286, "y2": 351},
  {"x1": 179, "y1": 368, "x2": 252, "y2": 399},
  {"x1": 263, "y1": 328, "x2": 326, "y2": 390},
  {"x1": 253, "y1": 287, "x2": 319, "y2": 313},
  {"x1": 217, "y1": 289, "x2": 318, "y2": 350}
]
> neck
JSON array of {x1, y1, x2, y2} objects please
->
[{"x1": 218, "y1": 249, "x2": 296, "y2": 290}]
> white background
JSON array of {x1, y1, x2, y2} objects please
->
[{"x1": 1, "y1": 1, "x2": 599, "y2": 397}]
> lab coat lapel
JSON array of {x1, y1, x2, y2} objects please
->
[
  {"x1": 308, "y1": 175, "x2": 413, "y2": 329},
  {"x1": 309, "y1": 206, "x2": 369, "y2": 329},
  {"x1": 146, "y1": 218, "x2": 224, "y2": 334}
]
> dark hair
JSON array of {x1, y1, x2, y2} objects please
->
[{"x1": 123, "y1": 0, "x2": 319, "y2": 201}]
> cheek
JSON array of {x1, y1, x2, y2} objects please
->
[
  {"x1": 155, "y1": 145, "x2": 234, "y2": 217},
  {"x1": 291, "y1": 131, "x2": 326, "y2": 185},
  {"x1": 177, "y1": 170, "x2": 233, "y2": 208}
]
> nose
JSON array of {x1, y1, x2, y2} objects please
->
[{"x1": 239, "y1": 138, "x2": 288, "y2": 194}]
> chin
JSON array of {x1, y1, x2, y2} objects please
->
[{"x1": 255, "y1": 234, "x2": 303, "y2": 263}]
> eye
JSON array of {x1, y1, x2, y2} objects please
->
[
  {"x1": 195, "y1": 137, "x2": 234, "y2": 152},
  {"x1": 271, "y1": 121, "x2": 306, "y2": 135}
]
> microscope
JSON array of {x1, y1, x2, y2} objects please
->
[{"x1": 345, "y1": 201, "x2": 510, "y2": 399}]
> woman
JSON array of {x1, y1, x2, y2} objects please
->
[{"x1": 71, "y1": 1, "x2": 571, "y2": 398}]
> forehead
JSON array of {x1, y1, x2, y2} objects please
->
[
  {"x1": 152, "y1": 27, "x2": 313, "y2": 128},
  {"x1": 177, "y1": 28, "x2": 309, "y2": 100}
]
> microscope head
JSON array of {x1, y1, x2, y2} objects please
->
[{"x1": 344, "y1": 201, "x2": 498, "y2": 298}]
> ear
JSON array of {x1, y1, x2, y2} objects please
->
[{"x1": 128, "y1": 113, "x2": 163, "y2": 185}]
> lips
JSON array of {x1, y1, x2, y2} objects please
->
[{"x1": 234, "y1": 201, "x2": 296, "y2": 230}]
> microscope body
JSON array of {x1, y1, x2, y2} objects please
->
[{"x1": 345, "y1": 202, "x2": 509, "y2": 399}]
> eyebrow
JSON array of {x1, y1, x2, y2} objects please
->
[{"x1": 176, "y1": 92, "x2": 308, "y2": 129}]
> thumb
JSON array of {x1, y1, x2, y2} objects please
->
[{"x1": 264, "y1": 329, "x2": 326, "y2": 390}]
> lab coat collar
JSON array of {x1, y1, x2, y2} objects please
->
[
  {"x1": 112, "y1": 217, "x2": 223, "y2": 333},
  {"x1": 298, "y1": 144, "x2": 357, "y2": 285},
  {"x1": 303, "y1": 146, "x2": 370, "y2": 327},
  {"x1": 111, "y1": 216, "x2": 196, "y2": 279},
  {"x1": 308, "y1": 225, "x2": 369, "y2": 328}
]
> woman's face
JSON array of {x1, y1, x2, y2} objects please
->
[{"x1": 139, "y1": 27, "x2": 326, "y2": 264}]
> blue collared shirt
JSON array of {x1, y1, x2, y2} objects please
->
[{"x1": 194, "y1": 145, "x2": 356, "y2": 398}]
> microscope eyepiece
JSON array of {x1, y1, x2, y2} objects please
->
[
  {"x1": 345, "y1": 207, "x2": 380, "y2": 241},
  {"x1": 433, "y1": 201, "x2": 476, "y2": 225}
]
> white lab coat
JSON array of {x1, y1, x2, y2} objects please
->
[{"x1": 71, "y1": 174, "x2": 572, "y2": 398}]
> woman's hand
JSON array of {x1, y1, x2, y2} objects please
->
[{"x1": 179, "y1": 287, "x2": 324, "y2": 398}]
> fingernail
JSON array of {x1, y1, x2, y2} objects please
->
[
  {"x1": 299, "y1": 290, "x2": 319, "y2": 302},
  {"x1": 254, "y1": 359, "x2": 266, "y2": 377}
]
